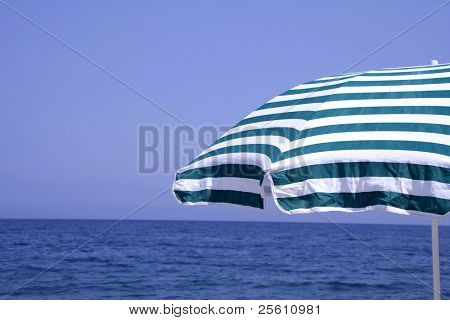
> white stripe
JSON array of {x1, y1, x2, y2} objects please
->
[
  {"x1": 314, "y1": 73, "x2": 360, "y2": 81},
  {"x1": 174, "y1": 177, "x2": 262, "y2": 194},
  {"x1": 271, "y1": 150, "x2": 450, "y2": 172},
  {"x1": 227, "y1": 120, "x2": 307, "y2": 134},
  {"x1": 172, "y1": 200, "x2": 264, "y2": 210},
  {"x1": 200, "y1": 136, "x2": 290, "y2": 154},
  {"x1": 289, "y1": 71, "x2": 450, "y2": 92},
  {"x1": 268, "y1": 87, "x2": 339, "y2": 103},
  {"x1": 288, "y1": 131, "x2": 449, "y2": 149},
  {"x1": 270, "y1": 83, "x2": 450, "y2": 103},
  {"x1": 291, "y1": 77, "x2": 356, "y2": 90},
  {"x1": 202, "y1": 131, "x2": 449, "y2": 155},
  {"x1": 304, "y1": 114, "x2": 450, "y2": 129},
  {"x1": 355, "y1": 71, "x2": 450, "y2": 81},
  {"x1": 273, "y1": 177, "x2": 449, "y2": 200},
  {"x1": 382, "y1": 63, "x2": 449, "y2": 71},
  {"x1": 275, "y1": 205, "x2": 446, "y2": 217},
  {"x1": 177, "y1": 152, "x2": 272, "y2": 174},
  {"x1": 245, "y1": 98, "x2": 450, "y2": 118},
  {"x1": 340, "y1": 84, "x2": 450, "y2": 92},
  {"x1": 366, "y1": 65, "x2": 450, "y2": 74}
]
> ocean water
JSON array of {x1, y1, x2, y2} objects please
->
[{"x1": 0, "y1": 219, "x2": 448, "y2": 300}]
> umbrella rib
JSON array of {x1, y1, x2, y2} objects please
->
[{"x1": 318, "y1": 212, "x2": 448, "y2": 299}]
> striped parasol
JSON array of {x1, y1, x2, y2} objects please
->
[{"x1": 173, "y1": 61, "x2": 449, "y2": 298}]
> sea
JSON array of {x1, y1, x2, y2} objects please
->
[{"x1": 0, "y1": 219, "x2": 448, "y2": 300}]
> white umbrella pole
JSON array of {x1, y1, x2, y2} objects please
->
[
  {"x1": 429, "y1": 59, "x2": 441, "y2": 300},
  {"x1": 432, "y1": 218, "x2": 441, "y2": 300}
]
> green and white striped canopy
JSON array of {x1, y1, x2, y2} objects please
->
[{"x1": 173, "y1": 63, "x2": 450, "y2": 217}]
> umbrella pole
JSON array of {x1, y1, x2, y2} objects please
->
[
  {"x1": 432, "y1": 218, "x2": 441, "y2": 300},
  {"x1": 429, "y1": 59, "x2": 441, "y2": 300}
]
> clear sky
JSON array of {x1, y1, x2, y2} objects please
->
[{"x1": 0, "y1": 0, "x2": 449, "y2": 224}]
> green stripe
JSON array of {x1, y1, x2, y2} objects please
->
[
  {"x1": 214, "y1": 128, "x2": 300, "y2": 144},
  {"x1": 193, "y1": 140, "x2": 449, "y2": 164},
  {"x1": 283, "y1": 77, "x2": 450, "y2": 96},
  {"x1": 237, "y1": 106, "x2": 449, "y2": 127},
  {"x1": 271, "y1": 162, "x2": 450, "y2": 185},
  {"x1": 297, "y1": 123, "x2": 449, "y2": 139},
  {"x1": 213, "y1": 123, "x2": 450, "y2": 145},
  {"x1": 236, "y1": 111, "x2": 314, "y2": 126},
  {"x1": 192, "y1": 144, "x2": 280, "y2": 163},
  {"x1": 174, "y1": 189, "x2": 264, "y2": 209},
  {"x1": 259, "y1": 91, "x2": 450, "y2": 110},
  {"x1": 276, "y1": 191, "x2": 449, "y2": 215},
  {"x1": 176, "y1": 164, "x2": 264, "y2": 181},
  {"x1": 280, "y1": 140, "x2": 450, "y2": 160}
]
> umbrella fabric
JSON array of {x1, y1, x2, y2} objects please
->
[{"x1": 173, "y1": 63, "x2": 450, "y2": 216}]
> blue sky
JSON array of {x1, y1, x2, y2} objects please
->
[{"x1": 0, "y1": 0, "x2": 449, "y2": 224}]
